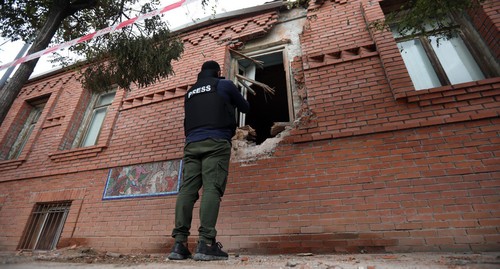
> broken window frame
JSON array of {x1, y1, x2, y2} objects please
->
[{"x1": 229, "y1": 46, "x2": 294, "y2": 141}]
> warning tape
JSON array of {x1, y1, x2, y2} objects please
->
[{"x1": 0, "y1": 0, "x2": 189, "y2": 72}]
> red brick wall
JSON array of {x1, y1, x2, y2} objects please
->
[
  {"x1": 294, "y1": 0, "x2": 500, "y2": 144},
  {"x1": 224, "y1": 118, "x2": 500, "y2": 253},
  {"x1": 0, "y1": 118, "x2": 497, "y2": 253},
  {"x1": 469, "y1": 0, "x2": 500, "y2": 59},
  {"x1": 0, "y1": 1, "x2": 498, "y2": 254}
]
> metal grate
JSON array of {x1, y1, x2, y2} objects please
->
[{"x1": 18, "y1": 201, "x2": 71, "y2": 250}]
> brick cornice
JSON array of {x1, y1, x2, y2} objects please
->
[
  {"x1": 181, "y1": 11, "x2": 279, "y2": 46},
  {"x1": 19, "y1": 73, "x2": 78, "y2": 98}
]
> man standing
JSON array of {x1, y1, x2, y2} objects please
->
[{"x1": 168, "y1": 60, "x2": 250, "y2": 261}]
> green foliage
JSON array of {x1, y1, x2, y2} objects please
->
[
  {"x1": 81, "y1": 28, "x2": 183, "y2": 91},
  {"x1": 0, "y1": 0, "x2": 133, "y2": 43},
  {"x1": 0, "y1": 0, "x2": 50, "y2": 41},
  {"x1": 0, "y1": 0, "x2": 218, "y2": 92},
  {"x1": 76, "y1": 1, "x2": 185, "y2": 91},
  {"x1": 370, "y1": 0, "x2": 484, "y2": 39},
  {"x1": 0, "y1": 0, "x2": 218, "y2": 124}
]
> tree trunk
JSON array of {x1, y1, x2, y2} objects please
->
[{"x1": 0, "y1": 4, "x2": 69, "y2": 125}]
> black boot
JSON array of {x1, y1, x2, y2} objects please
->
[
  {"x1": 168, "y1": 242, "x2": 192, "y2": 260},
  {"x1": 193, "y1": 240, "x2": 229, "y2": 261}
]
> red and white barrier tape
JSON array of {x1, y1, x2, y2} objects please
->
[{"x1": 0, "y1": 0, "x2": 189, "y2": 72}]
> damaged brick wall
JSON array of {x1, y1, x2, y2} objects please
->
[
  {"x1": 0, "y1": 0, "x2": 498, "y2": 254},
  {"x1": 225, "y1": 117, "x2": 499, "y2": 253}
]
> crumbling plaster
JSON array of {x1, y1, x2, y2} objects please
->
[{"x1": 231, "y1": 7, "x2": 307, "y2": 162}]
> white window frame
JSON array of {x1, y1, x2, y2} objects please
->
[
  {"x1": 385, "y1": 6, "x2": 499, "y2": 91},
  {"x1": 232, "y1": 47, "x2": 294, "y2": 126},
  {"x1": 393, "y1": 24, "x2": 485, "y2": 90},
  {"x1": 72, "y1": 89, "x2": 116, "y2": 148}
]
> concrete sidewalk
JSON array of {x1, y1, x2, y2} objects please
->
[{"x1": 1, "y1": 251, "x2": 499, "y2": 269}]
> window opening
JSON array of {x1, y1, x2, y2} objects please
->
[
  {"x1": 234, "y1": 50, "x2": 291, "y2": 144},
  {"x1": 18, "y1": 201, "x2": 71, "y2": 251},
  {"x1": 73, "y1": 90, "x2": 116, "y2": 148},
  {"x1": 6, "y1": 99, "x2": 46, "y2": 160},
  {"x1": 380, "y1": 0, "x2": 498, "y2": 90},
  {"x1": 393, "y1": 24, "x2": 484, "y2": 90}
]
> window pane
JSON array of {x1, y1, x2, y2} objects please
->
[
  {"x1": 81, "y1": 108, "x2": 107, "y2": 147},
  {"x1": 397, "y1": 39, "x2": 442, "y2": 90},
  {"x1": 97, "y1": 92, "x2": 116, "y2": 106},
  {"x1": 11, "y1": 124, "x2": 36, "y2": 159},
  {"x1": 7, "y1": 104, "x2": 44, "y2": 159},
  {"x1": 430, "y1": 36, "x2": 485, "y2": 84}
]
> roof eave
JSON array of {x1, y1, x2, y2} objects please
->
[{"x1": 172, "y1": 0, "x2": 285, "y2": 35}]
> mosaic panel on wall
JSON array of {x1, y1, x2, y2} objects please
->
[{"x1": 103, "y1": 159, "x2": 181, "y2": 199}]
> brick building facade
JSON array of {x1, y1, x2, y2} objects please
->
[{"x1": 0, "y1": 0, "x2": 499, "y2": 254}]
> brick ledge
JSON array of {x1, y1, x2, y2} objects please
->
[
  {"x1": 404, "y1": 77, "x2": 500, "y2": 106},
  {"x1": 287, "y1": 111, "x2": 499, "y2": 144},
  {"x1": 120, "y1": 85, "x2": 189, "y2": 111},
  {"x1": 49, "y1": 146, "x2": 106, "y2": 163},
  {"x1": 303, "y1": 43, "x2": 378, "y2": 70},
  {"x1": 0, "y1": 159, "x2": 25, "y2": 172}
]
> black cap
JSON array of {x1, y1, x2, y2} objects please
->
[{"x1": 201, "y1": 60, "x2": 220, "y2": 71}]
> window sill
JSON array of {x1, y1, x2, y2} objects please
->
[
  {"x1": 49, "y1": 145, "x2": 106, "y2": 163},
  {"x1": 0, "y1": 158, "x2": 25, "y2": 172},
  {"x1": 404, "y1": 77, "x2": 500, "y2": 106}
]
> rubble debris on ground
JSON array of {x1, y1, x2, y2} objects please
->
[
  {"x1": 1, "y1": 246, "x2": 499, "y2": 269},
  {"x1": 2, "y1": 246, "x2": 164, "y2": 265}
]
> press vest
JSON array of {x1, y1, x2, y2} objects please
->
[{"x1": 184, "y1": 77, "x2": 236, "y2": 136}]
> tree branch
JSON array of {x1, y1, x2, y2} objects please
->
[{"x1": 68, "y1": 0, "x2": 98, "y2": 15}]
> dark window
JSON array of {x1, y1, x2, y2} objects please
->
[
  {"x1": 18, "y1": 201, "x2": 71, "y2": 250},
  {"x1": 6, "y1": 99, "x2": 46, "y2": 159},
  {"x1": 235, "y1": 51, "x2": 291, "y2": 144}
]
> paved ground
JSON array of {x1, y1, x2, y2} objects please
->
[{"x1": 1, "y1": 249, "x2": 499, "y2": 269}]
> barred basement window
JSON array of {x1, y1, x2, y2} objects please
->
[{"x1": 18, "y1": 201, "x2": 71, "y2": 250}]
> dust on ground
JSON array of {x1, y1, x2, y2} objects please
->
[{"x1": 1, "y1": 246, "x2": 499, "y2": 269}]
